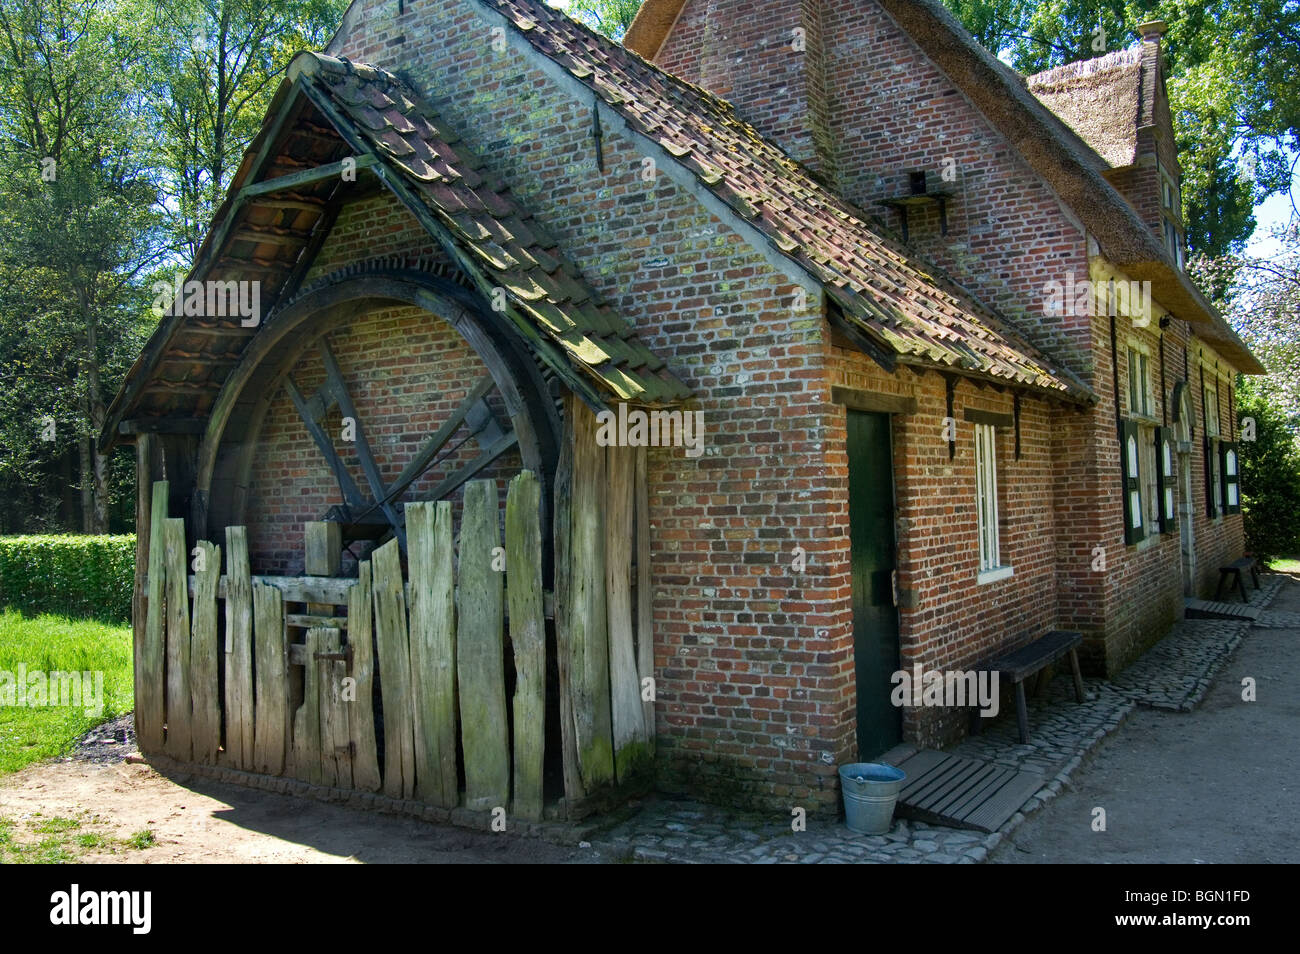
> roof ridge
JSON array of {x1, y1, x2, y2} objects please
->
[{"x1": 1026, "y1": 47, "x2": 1143, "y2": 86}]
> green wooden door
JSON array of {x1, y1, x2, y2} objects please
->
[{"x1": 847, "y1": 409, "x2": 901, "y2": 758}]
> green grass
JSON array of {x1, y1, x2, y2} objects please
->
[
  {"x1": 1267, "y1": 557, "x2": 1300, "y2": 573},
  {"x1": 0, "y1": 812, "x2": 156, "y2": 863},
  {"x1": 0, "y1": 608, "x2": 133, "y2": 775}
]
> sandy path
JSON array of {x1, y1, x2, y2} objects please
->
[{"x1": 0, "y1": 760, "x2": 595, "y2": 864}]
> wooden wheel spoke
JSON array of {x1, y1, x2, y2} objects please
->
[
  {"x1": 318, "y1": 338, "x2": 407, "y2": 549},
  {"x1": 285, "y1": 374, "x2": 365, "y2": 510}
]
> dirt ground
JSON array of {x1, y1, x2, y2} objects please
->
[
  {"x1": 0, "y1": 757, "x2": 597, "y2": 863},
  {"x1": 992, "y1": 576, "x2": 1300, "y2": 864}
]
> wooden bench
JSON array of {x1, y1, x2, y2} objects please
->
[
  {"x1": 1214, "y1": 556, "x2": 1260, "y2": 603},
  {"x1": 972, "y1": 630, "x2": 1085, "y2": 745}
]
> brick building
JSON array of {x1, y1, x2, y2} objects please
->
[{"x1": 106, "y1": 0, "x2": 1263, "y2": 815}]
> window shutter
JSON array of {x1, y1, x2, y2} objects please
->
[
  {"x1": 1222, "y1": 441, "x2": 1241, "y2": 515},
  {"x1": 1156, "y1": 427, "x2": 1176, "y2": 533},
  {"x1": 1122, "y1": 421, "x2": 1144, "y2": 544}
]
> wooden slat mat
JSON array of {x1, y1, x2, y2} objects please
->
[
  {"x1": 890, "y1": 749, "x2": 1044, "y2": 833},
  {"x1": 1185, "y1": 598, "x2": 1262, "y2": 622}
]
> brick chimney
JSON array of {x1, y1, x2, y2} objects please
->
[{"x1": 642, "y1": 0, "x2": 839, "y2": 185}]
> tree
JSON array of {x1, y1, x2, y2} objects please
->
[
  {"x1": 1238, "y1": 387, "x2": 1300, "y2": 563},
  {"x1": 146, "y1": 0, "x2": 347, "y2": 260},
  {"x1": 565, "y1": 0, "x2": 641, "y2": 40},
  {"x1": 0, "y1": 0, "x2": 166, "y2": 532}
]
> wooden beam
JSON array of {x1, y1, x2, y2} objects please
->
[
  {"x1": 830, "y1": 385, "x2": 919, "y2": 416},
  {"x1": 319, "y1": 338, "x2": 406, "y2": 548},
  {"x1": 237, "y1": 154, "x2": 378, "y2": 201},
  {"x1": 247, "y1": 196, "x2": 327, "y2": 213},
  {"x1": 119, "y1": 418, "x2": 207, "y2": 436},
  {"x1": 232, "y1": 227, "x2": 311, "y2": 247},
  {"x1": 285, "y1": 374, "x2": 366, "y2": 509},
  {"x1": 963, "y1": 407, "x2": 1015, "y2": 428}
]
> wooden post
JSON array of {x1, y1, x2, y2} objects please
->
[
  {"x1": 507, "y1": 471, "x2": 546, "y2": 820},
  {"x1": 348, "y1": 561, "x2": 381, "y2": 791},
  {"x1": 407, "y1": 500, "x2": 459, "y2": 808},
  {"x1": 570, "y1": 399, "x2": 614, "y2": 790},
  {"x1": 635, "y1": 445, "x2": 655, "y2": 754},
  {"x1": 304, "y1": 521, "x2": 342, "y2": 577},
  {"x1": 372, "y1": 538, "x2": 416, "y2": 799},
  {"x1": 322, "y1": 626, "x2": 353, "y2": 789},
  {"x1": 138, "y1": 478, "x2": 168, "y2": 754},
  {"x1": 190, "y1": 539, "x2": 222, "y2": 764},
  {"x1": 553, "y1": 403, "x2": 584, "y2": 805},
  {"x1": 457, "y1": 479, "x2": 510, "y2": 812},
  {"x1": 163, "y1": 517, "x2": 192, "y2": 761},
  {"x1": 253, "y1": 581, "x2": 289, "y2": 776},
  {"x1": 606, "y1": 446, "x2": 647, "y2": 780},
  {"x1": 223, "y1": 526, "x2": 255, "y2": 769}
]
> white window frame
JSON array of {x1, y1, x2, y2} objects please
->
[
  {"x1": 975, "y1": 423, "x2": 1012, "y2": 583},
  {"x1": 1127, "y1": 344, "x2": 1154, "y2": 420},
  {"x1": 1203, "y1": 384, "x2": 1220, "y2": 438}
]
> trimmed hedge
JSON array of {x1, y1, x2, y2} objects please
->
[{"x1": 0, "y1": 535, "x2": 136, "y2": 623}]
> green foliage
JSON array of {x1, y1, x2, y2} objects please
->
[
  {"x1": 565, "y1": 0, "x2": 641, "y2": 40},
  {"x1": 0, "y1": 535, "x2": 135, "y2": 622},
  {"x1": 1237, "y1": 388, "x2": 1300, "y2": 564},
  {"x1": 0, "y1": 608, "x2": 133, "y2": 775}
]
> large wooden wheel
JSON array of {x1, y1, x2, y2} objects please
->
[{"x1": 195, "y1": 265, "x2": 560, "y2": 559}]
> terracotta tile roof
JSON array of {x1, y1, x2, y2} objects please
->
[
  {"x1": 103, "y1": 47, "x2": 694, "y2": 447},
  {"x1": 290, "y1": 53, "x2": 692, "y2": 407},
  {"x1": 482, "y1": 0, "x2": 1094, "y2": 403}
]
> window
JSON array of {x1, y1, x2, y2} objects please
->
[
  {"x1": 974, "y1": 423, "x2": 1009, "y2": 581},
  {"x1": 1128, "y1": 347, "x2": 1153, "y2": 418},
  {"x1": 1155, "y1": 427, "x2": 1177, "y2": 533},
  {"x1": 1122, "y1": 420, "x2": 1145, "y2": 543},
  {"x1": 1203, "y1": 384, "x2": 1220, "y2": 437},
  {"x1": 1222, "y1": 442, "x2": 1241, "y2": 515},
  {"x1": 1160, "y1": 169, "x2": 1184, "y2": 269}
]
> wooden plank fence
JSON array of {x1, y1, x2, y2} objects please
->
[{"x1": 135, "y1": 464, "x2": 652, "y2": 818}]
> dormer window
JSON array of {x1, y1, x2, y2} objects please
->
[{"x1": 1159, "y1": 167, "x2": 1183, "y2": 269}]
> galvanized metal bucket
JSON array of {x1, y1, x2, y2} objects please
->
[{"x1": 838, "y1": 762, "x2": 906, "y2": 834}]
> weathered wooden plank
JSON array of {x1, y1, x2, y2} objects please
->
[
  {"x1": 320, "y1": 627, "x2": 353, "y2": 790},
  {"x1": 253, "y1": 582, "x2": 289, "y2": 776},
  {"x1": 635, "y1": 444, "x2": 654, "y2": 755},
  {"x1": 316, "y1": 626, "x2": 338, "y2": 788},
  {"x1": 507, "y1": 471, "x2": 545, "y2": 821},
  {"x1": 189, "y1": 574, "x2": 355, "y2": 605},
  {"x1": 347, "y1": 561, "x2": 381, "y2": 792},
  {"x1": 304, "y1": 521, "x2": 342, "y2": 576},
  {"x1": 372, "y1": 539, "x2": 416, "y2": 799},
  {"x1": 959, "y1": 771, "x2": 1045, "y2": 833},
  {"x1": 553, "y1": 400, "x2": 584, "y2": 805},
  {"x1": 570, "y1": 399, "x2": 614, "y2": 789},
  {"x1": 190, "y1": 540, "x2": 222, "y2": 764},
  {"x1": 163, "y1": 518, "x2": 193, "y2": 761},
  {"x1": 457, "y1": 480, "x2": 510, "y2": 811},
  {"x1": 407, "y1": 501, "x2": 459, "y2": 808},
  {"x1": 223, "y1": 526, "x2": 255, "y2": 769},
  {"x1": 292, "y1": 628, "x2": 322, "y2": 784},
  {"x1": 138, "y1": 478, "x2": 168, "y2": 754},
  {"x1": 606, "y1": 446, "x2": 647, "y2": 782}
]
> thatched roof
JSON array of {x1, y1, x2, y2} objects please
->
[{"x1": 1027, "y1": 49, "x2": 1143, "y2": 169}]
